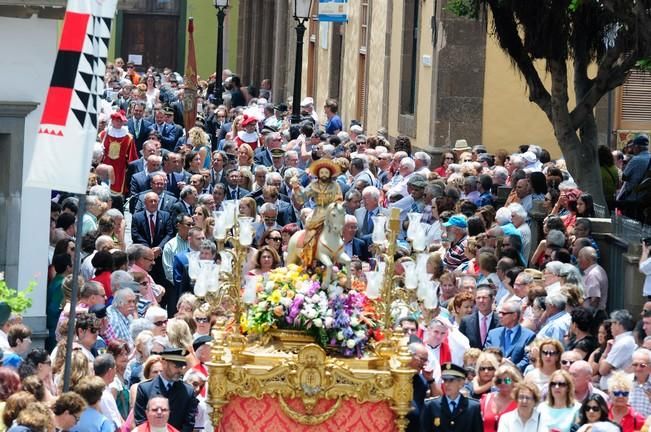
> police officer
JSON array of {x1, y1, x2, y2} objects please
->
[
  {"x1": 134, "y1": 347, "x2": 198, "y2": 432},
  {"x1": 420, "y1": 363, "x2": 483, "y2": 432}
]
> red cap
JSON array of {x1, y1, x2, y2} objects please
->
[
  {"x1": 110, "y1": 110, "x2": 127, "y2": 122},
  {"x1": 240, "y1": 114, "x2": 257, "y2": 128}
]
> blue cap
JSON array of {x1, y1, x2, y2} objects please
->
[
  {"x1": 442, "y1": 214, "x2": 468, "y2": 229},
  {"x1": 633, "y1": 134, "x2": 649, "y2": 147}
]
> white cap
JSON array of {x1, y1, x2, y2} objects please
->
[
  {"x1": 300, "y1": 97, "x2": 314, "y2": 107},
  {"x1": 522, "y1": 151, "x2": 537, "y2": 164}
]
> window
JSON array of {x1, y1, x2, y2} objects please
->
[
  {"x1": 329, "y1": 23, "x2": 344, "y2": 101},
  {"x1": 400, "y1": 0, "x2": 420, "y2": 115},
  {"x1": 356, "y1": 0, "x2": 370, "y2": 122},
  {"x1": 617, "y1": 69, "x2": 651, "y2": 130}
]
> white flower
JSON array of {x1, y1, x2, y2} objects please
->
[
  {"x1": 265, "y1": 281, "x2": 275, "y2": 291},
  {"x1": 311, "y1": 294, "x2": 321, "y2": 303},
  {"x1": 258, "y1": 301, "x2": 268, "y2": 310},
  {"x1": 280, "y1": 297, "x2": 293, "y2": 307},
  {"x1": 346, "y1": 339, "x2": 356, "y2": 349},
  {"x1": 350, "y1": 317, "x2": 359, "y2": 327},
  {"x1": 336, "y1": 331, "x2": 344, "y2": 341},
  {"x1": 313, "y1": 318, "x2": 323, "y2": 328},
  {"x1": 306, "y1": 308, "x2": 318, "y2": 319},
  {"x1": 295, "y1": 293, "x2": 305, "y2": 301},
  {"x1": 325, "y1": 317, "x2": 334, "y2": 328},
  {"x1": 355, "y1": 330, "x2": 366, "y2": 339}
]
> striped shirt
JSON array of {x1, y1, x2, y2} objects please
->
[{"x1": 444, "y1": 236, "x2": 469, "y2": 270}]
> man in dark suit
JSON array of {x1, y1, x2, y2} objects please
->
[
  {"x1": 130, "y1": 154, "x2": 162, "y2": 198},
  {"x1": 407, "y1": 342, "x2": 436, "y2": 432},
  {"x1": 126, "y1": 140, "x2": 158, "y2": 196},
  {"x1": 150, "y1": 107, "x2": 179, "y2": 151},
  {"x1": 134, "y1": 347, "x2": 198, "y2": 432},
  {"x1": 254, "y1": 132, "x2": 284, "y2": 166},
  {"x1": 127, "y1": 101, "x2": 153, "y2": 152},
  {"x1": 354, "y1": 186, "x2": 388, "y2": 243},
  {"x1": 254, "y1": 203, "x2": 283, "y2": 245},
  {"x1": 484, "y1": 299, "x2": 536, "y2": 372},
  {"x1": 163, "y1": 106, "x2": 184, "y2": 150},
  {"x1": 169, "y1": 227, "x2": 205, "y2": 316},
  {"x1": 169, "y1": 185, "x2": 198, "y2": 222},
  {"x1": 224, "y1": 168, "x2": 250, "y2": 200},
  {"x1": 343, "y1": 215, "x2": 370, "y2": 262},
  {"x1": 162, "y1": 151, "x2": 188, "y2": 197},
  {"x1": 131, "y1": 172, "x2": 178, "y2": 214},
  {"x1": 459, "y1": 286, "x2": 500, "y2": 349},
  {"x1": 131, "y1": 192, "x2": 174, "y2": 287},
  {"x1": 209, "y1": 150, "x2": 228, "y2": 189},
  {"x1": 420, "y1": 363, "x2": 483, "y2": 432}
]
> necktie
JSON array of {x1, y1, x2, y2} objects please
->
[
  {"x1": 135, "y1": 119, "x2": 141, "y2": 136},
  {"x1": 450, "y1": 401, "x2": 456, "y2": 413},
  {"x1": 149, "y1": 213, "x2": 156, "y2": 241},
  {"x1": 504, "y1": 328, "x2": 512, "y2": 353},
  {"x1": 365, "y1": 210, "x2": 374, "y2": 234},
  {"x1": 480, "y1": 315, "x2": 488, "y2": 345}
]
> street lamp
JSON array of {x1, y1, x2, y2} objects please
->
[
  {"x1": 213, "y1": 0, "x2": 229, "y2": 105},
  {"x1": 290, "y1": 0, "x2": 313, "y2": 125}
]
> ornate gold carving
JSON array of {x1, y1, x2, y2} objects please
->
[{"x1": 208, "y1": 337, "x2": 415, "y2": 431}]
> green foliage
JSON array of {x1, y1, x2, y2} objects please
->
[
  {"x1": 445, "y1": 0, "x2": 479, "y2": 18},
  {"x1": 637, "y1": 59, "x2": 651, "y2": 71},
  {"x1": 0, "y1": 276, "x2": 34, "y2": 314},
  {"x1": 568, "y1": 0, "x2": 582, "y2": 12}
]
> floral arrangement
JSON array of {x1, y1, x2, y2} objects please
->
[
  {"x1": 242, "y1": 264, "x2": 383, "y2": 357},
  {"x1": 0, "y1": 273, "x2": 34, "y2": 314}
]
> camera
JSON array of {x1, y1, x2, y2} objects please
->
[{"x1": 642, "y1": 237, "x2": 651, "y2": 246}]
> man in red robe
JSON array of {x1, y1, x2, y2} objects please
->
[{"x1": 100, "y1": 110, "x2": 138, "y2": 196}]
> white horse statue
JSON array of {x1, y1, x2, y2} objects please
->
[{"x1": 285, "y1": 202, "x2": 351, "y2": 287}]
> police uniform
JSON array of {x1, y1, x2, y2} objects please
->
[
  {"x1": 420, "y1": 363, "x2": 483, "y2": 432},
  {"x1": 134, "y1": 348, "x2": 198, "y2": 432}
]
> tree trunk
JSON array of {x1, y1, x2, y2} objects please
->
[{"x1": 556, "y1": 130, "x2": 608, "y2": 214}]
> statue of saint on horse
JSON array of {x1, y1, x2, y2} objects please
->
[{"x1": 286, "y1": 159, "x2": 351, "y2": 286}]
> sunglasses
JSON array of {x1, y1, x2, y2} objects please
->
[
  {"x1": 585, "y1": 405, "x2": 601, "y2": 413},
  {"x1": 495, "y1": 377, "x2": 512, "y2": 385},
  {"x1": 86, "y1": 327, "x2": 99, "y2": 334},
  {"x1": 542, "y1": 350, "x2": 559, "y2": 357},
  {"x1": 154, "y1": 319, "x2": 168, "y2": 327},
  {"x1": 268, "y1": 237, "x2": 282, "y2": 241},
  {"x1": 498, "y1": 311, "x2": 515, "y2": 315},
  {"x1": 479, "y1": 366, "x2": 495, "y2": 372},
  {"x1": 550, "y1": 381, "x2": 568, "y2": 388},
  {"x1": 612, "y1": 390, "x2": 630, "y2": 397},
  {"x1": 195, "y1": 317, "x2": 210, "y2": 323},
  {"x1": 561, "y1": 360, "x2": 576, "y2": 366}
]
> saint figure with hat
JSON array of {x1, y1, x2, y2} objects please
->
[
  {"x1": 290, "y1": 159, "x2": 343, "y2": 267},
  {"x1": 100, "y1": 110, "x2": 138, "y2": 196}
]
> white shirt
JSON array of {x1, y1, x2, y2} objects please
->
[
  {"x1": 640, "y1": 257, "x2": 651, "y2": 297},
  {"x1": 99, "y1": 386, "x2": 123, "y2": 427},
  {"x1": 0, "y1": 329, "x2": 9, "y2": 351},
  {"x1": 601, "y1": 331, "x2": 637, "y2": 389},
  {"x1": 497, "y1": 408, "x2": 541, "y2": 432}
]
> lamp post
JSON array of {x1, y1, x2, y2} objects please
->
[
  {"x1": 213, "y1": 0, "x2": 229, "y2": 105},
  {"x1": 291, "y1": 0, "x2": 313, "y2": 125}
]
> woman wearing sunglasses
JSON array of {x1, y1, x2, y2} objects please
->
[
  {"x1": 497, "y1": 381, "x2": 542, "y2": 432},
  {"x1": 607, "y1": 372, "x2": 645, "y2": 432},
  {"x1": 538, "y1": 370, "x2": 581, "y2": 432},
  {"x1": 470, "y1": 352, "x2": 500, "y2": 399},
  {"x1": 572, "y1": 394, "x2": 610, "y2": 431},
  {"x1": 480, "y1": 364, "x2": 522, "y2": 432},
  {"x1": 525, "y1": 338, "x2": 564, "y2": 396}
]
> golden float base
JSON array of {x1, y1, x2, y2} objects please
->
[{"x1": 207, "y1": 327, "x2": 415, "y2": 432}]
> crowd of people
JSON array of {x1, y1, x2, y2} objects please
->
[{"x1": 0, "y1": 58, "x2": 645, "y2": 432}]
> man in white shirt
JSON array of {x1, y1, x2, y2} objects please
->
[
  {"x1": 578, "y1": 247, "x2": 608, "y2": 310},
  {"x1": 599, "y1": 309, "x2": 638, "y2": 389},
  {"x1": 94, "y1": 353, "x2": 124, "y2": 428}
]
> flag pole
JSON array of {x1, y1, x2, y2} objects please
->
[{"x1": 62, "y1": 193, "x2": 86, "y2": 392}]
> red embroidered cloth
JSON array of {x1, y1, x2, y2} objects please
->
[{"x1": 219, "y1": 395, "x2": 396, "y2": 432}]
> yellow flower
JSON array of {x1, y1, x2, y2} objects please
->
[
  {"x1": 269, "y1": 290, "x2": 282, "y2": 304},
  {"x1": 286, "y1": 290, "x2": 295, "y2": 299}
]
